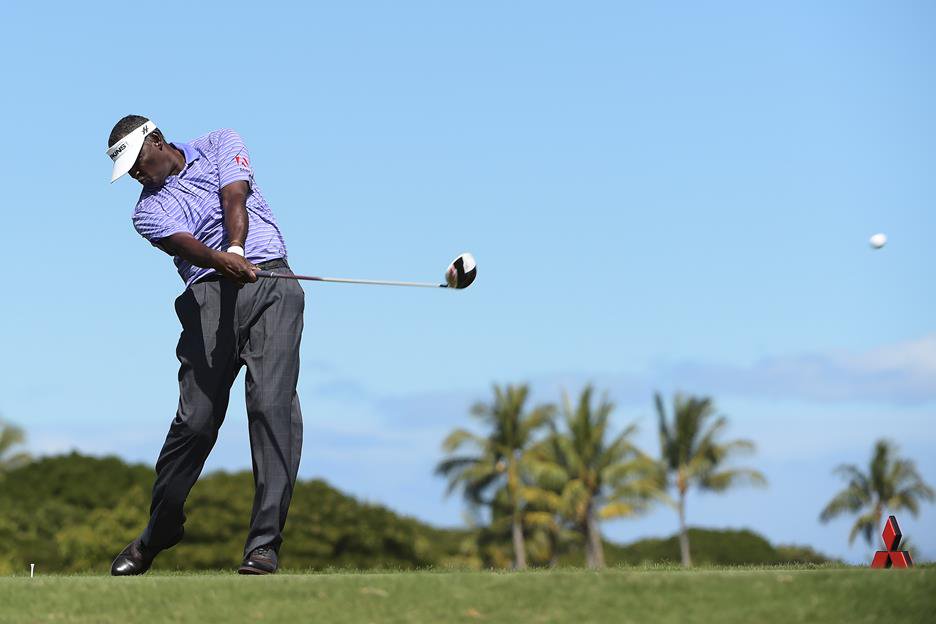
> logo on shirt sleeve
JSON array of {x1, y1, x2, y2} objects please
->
[{"x1": 233, "y1": 154, "x2": 251, "y2": 172}]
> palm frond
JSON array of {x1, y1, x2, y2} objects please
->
[
  {"x1": 598, "y1": 500, "x2": 643, "y2": 519},
  {"x1": 819, "y1": 484, "x2": 870, "y2": 522},
  {"x1": 889, "y1": 492, "x2": 920, "y2": 516},
  {"x1": 699, "y1": 468, "x2": 767, "y2": 492},
  {"x1": 832, "y1": 464, "x2": 868, "y2": 490},
  {"x1": 434, "y1": 455, "x2": 483, "y2": 477},
  {"x1": 0, "y1": 423, "x2": 26, "y2": 451},
  {"x1": 441, "y1": 428, "x2": 486, "y2": 453},
  {"x1": 519, "y1": 486, "x2": 561, "y2": 510},
  {"x1": 523, "y1": 457, "x2": 568, "y2": 492},
  {"x1": 0, "y1": 421, "x2": 29, "y2": 471},
  {"x1": 559, "y1": 479, "x2": 590, "y2": 523},
  {"x1": 522, "y1": 511, "x2": 558, "y2": 530},
  {"x1": 848, "y1": 509, "x2": 881, "y2": 546}
]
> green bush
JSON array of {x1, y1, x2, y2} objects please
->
[
  {"x1": 0, "y1": 454, "x2": 468, "y2": 572},
  {"x1": 0, "y1": 454, "x2": 831, "y2": 572}
]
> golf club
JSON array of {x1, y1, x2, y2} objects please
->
[{"x1": 255, "y1": 253, "x2": 477, "y2": 290}]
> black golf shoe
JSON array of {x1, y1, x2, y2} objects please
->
[
  {"x1": 238, "y1": 545, "x2": 278, "y2": 575},
  {"x1": 111, "y1": 538, "x2": 156, "y2": 576}
]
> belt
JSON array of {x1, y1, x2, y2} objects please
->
[{"x1": 194, "y1": 258, "x2": 288, "y2": 284}]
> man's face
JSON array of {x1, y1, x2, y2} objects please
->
[{"x1": 129, "y1": 137, "x2": 174, "y2": 188}]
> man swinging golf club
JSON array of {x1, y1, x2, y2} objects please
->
[{"x1": 106, "y1": 116, "x2": 304, "y2": 575}]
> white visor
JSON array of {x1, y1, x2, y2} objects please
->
[{"x1": 106, "y1": 120, "x2": 158, "y2": 183}]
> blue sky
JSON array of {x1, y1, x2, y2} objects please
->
[{"x1": 1, "y1": 1, "x2": 933, "y2": 563}]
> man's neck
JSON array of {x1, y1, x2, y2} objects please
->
[{"x1": 168, "y1": 144, "x2": 186, "y2": 177}]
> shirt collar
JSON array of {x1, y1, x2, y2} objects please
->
[{"x1": 173, "y1": 142, "x2": 201, "y2": 167}]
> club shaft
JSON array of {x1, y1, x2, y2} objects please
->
[{"x1": 256, "y1": 270, "x2": 446, "y2": 288}]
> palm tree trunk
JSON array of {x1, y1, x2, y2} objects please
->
[
  {"x1": 678, "y1": 489, "x2": 691, "y2": 567},
  {"x1": 548, "y1": 526, "x2": 559, "y2": 568},
  {"x1": 584, "y1": 504, "x2": 606, "y2": 569},
  {"x1": 508, "y1": 459, "x2": 527, "y2": 570},
  {"x1": 511, "y1": 513, "x2": 527, "y2": 570},
  {"x1": 870, "y1": 501, "x2": 884, "y2": 547}
]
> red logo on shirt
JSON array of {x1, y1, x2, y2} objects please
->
[{"x1": 233, "y1": 154, "x2": 250, "y2": 169}]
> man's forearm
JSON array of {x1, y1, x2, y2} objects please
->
[
  {"x1": 158, "y1": 232, "x2": 223, "y2": 269},
  {"x1": 221, "y1": 181, "x2": 250, "y2": 247}
]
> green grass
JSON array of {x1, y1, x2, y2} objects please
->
[{"x1": 0, "y1": 567, "x2": 932, "y2": 623}]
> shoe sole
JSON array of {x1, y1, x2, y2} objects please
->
[{"x1": 238, "y1": 565, "x2": 275, "y2": 575}]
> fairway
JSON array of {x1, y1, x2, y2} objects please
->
[{"x1": 1, "y1": 567, "x2": 932, "y2": 623}]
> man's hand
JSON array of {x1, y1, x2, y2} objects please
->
[
  {"x1": 212, "y1": 251, "x2": 258, "y2": 284},
  {"x1": 157, "y1": 232, "x2": 258, "y2": 284}
]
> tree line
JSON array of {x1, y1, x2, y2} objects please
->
[
  {"x1": 435, "y1": 385, "x2": 933, "y2": 568},
  {"x1": 435, "y1": 385, "x2": 765, "y2": 568},
  {"x1": 0, "y1": 447, "x2": 822, "y2": 573},
  {"x1": 0, "y1": 406, "x2": 932, "y2": 571}
]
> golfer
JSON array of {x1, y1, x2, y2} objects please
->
[{"x1": 106, "y1": 116, "x2": 304, "y2": 575}]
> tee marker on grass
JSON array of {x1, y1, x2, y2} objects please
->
[{"x1": 870, "y1": 516, "x2": 913, "y2": 568}]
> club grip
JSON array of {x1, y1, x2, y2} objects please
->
[{"x1": 254, "y1": 270, "x2": 277, "y2": 278}]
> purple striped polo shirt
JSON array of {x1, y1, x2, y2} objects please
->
[{"x1": 132, "y1": 128, "x2": 288, "y2": 286}]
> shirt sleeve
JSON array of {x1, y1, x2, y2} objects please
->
[
  {"x1": 132, "y1": 198, "x2": 190, "y2": 247},
  {"x1": 214, "y1": 128, "x2": 254, "y2": 189}
]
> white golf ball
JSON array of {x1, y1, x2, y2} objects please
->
[{"x1": 869, "y1": 233, "x2": 887, "y2": 249}]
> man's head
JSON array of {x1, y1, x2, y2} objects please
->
[{"x1": 107, "y1": 115, "x2": 180, "y2": 187}]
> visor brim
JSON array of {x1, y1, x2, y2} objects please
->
[{"x1": 106, "y1": 120, "x2": 157, "y2": 183}]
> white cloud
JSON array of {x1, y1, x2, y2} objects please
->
[{"x1": 660, "y1": 333, "x2": 936, "y2": 405}]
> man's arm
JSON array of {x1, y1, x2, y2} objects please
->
[
  {"x1": 220, "y1": 180, "x2": 250, "y2": 250},
  {"x1": 157, "y1": 232, "x2": 257, "y2": 284}
]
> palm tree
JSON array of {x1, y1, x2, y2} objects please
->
[
  {"x1": 435, "y1": 384, "x2": 554, "y2": 569},
  {"x1": 526, "y1": 386, "x2": 661, "y2": 569},
  {"x1": 819, "y1": 439, "x2": 934, "y2": 546},
  {"x1": 655, "y1": 392, "x2": 766, "y2": 567},
  {"x1": 474, "y1": 482, "x2": 566, "y2": 568},
  {"x1": 0, "y1": 420, "x2": 30, "y2": 476}
]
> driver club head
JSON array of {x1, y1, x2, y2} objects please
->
[{"x1": 445, "y1": 253, "x2": 477, "y2": 289}]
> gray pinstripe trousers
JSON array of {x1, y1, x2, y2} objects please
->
[{"x1": 141, "y1": 266, "x2": 304, "y2": 557}]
